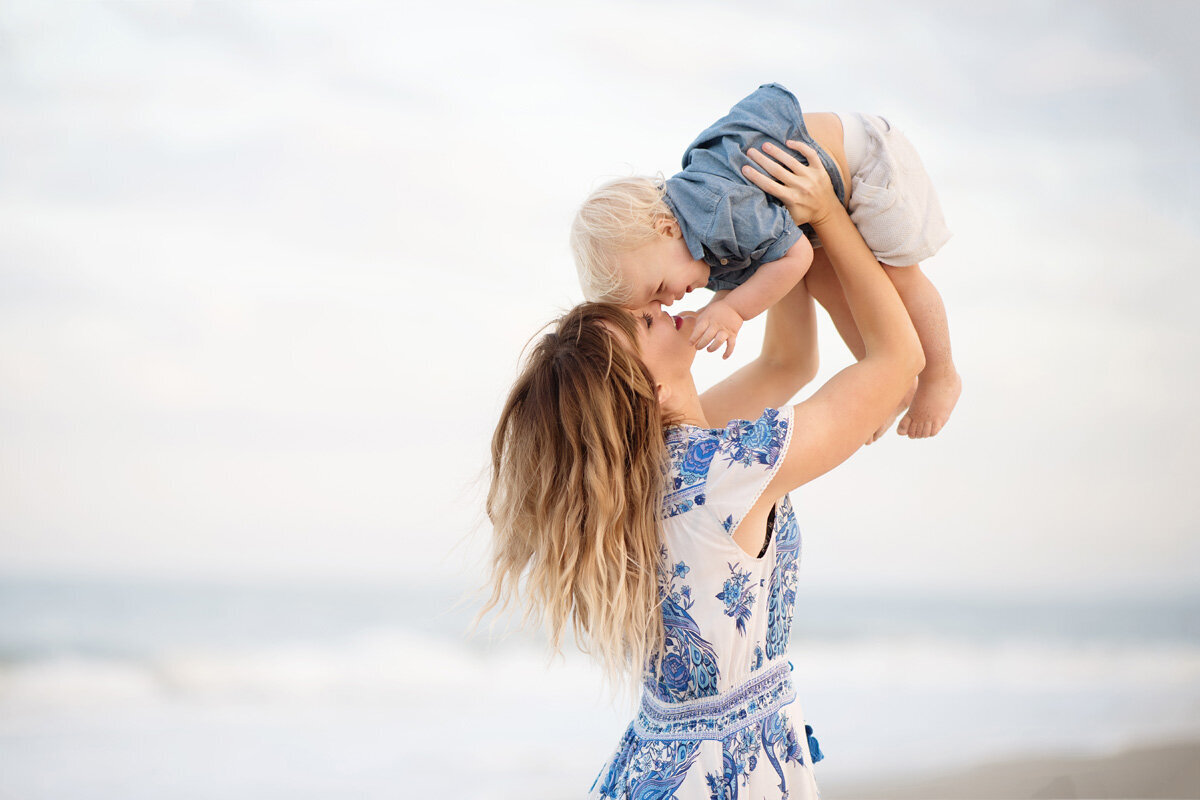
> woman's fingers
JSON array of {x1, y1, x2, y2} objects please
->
[
  {"x1": 784, "y1": 140, "x2": 820, "y2": 166},
  {"x1": 747, "y1": 146, "x2": 797, "y2": 184},
  {"x1": 768, "y1": 140, "x2": 814, "y2": 174},
  {"x1": 741, "y1": 161, "x2": 784, "y2": 198},
  {"x1": 742, "y1": 139, "x2": 836, "y2": 226},
  {"x1": 784, "y1": 140, "x2": 834, "y2": 193},
  {"x1": 741, "y1": 161, "x2": 782, "y2": 195}
]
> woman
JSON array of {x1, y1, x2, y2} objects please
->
[{"x1": 483, "y1": 142, "x2": 923, "y2": 798}]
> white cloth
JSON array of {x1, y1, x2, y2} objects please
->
[{"x1": 836, "y1": 111, "x2": 952, "y2": 267}]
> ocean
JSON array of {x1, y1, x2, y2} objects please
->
[{"x1": 1, "y1": 576, "x2": 1198, "y2": 799}]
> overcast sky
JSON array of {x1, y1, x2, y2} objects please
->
[{"x1": 1, "y1": 0, "x2": 1197, "y2": 597}]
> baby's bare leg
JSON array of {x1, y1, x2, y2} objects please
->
[
  {"x1": 883, "y1": 263, "x2": 961, "y2": 438},
  {"x1": 807, "y1": 248, "x2": 915, "y2": 444}
]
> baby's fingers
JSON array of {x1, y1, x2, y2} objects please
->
[{"x1": 706, "y1": 332, "x2": 727, "y2": 354}]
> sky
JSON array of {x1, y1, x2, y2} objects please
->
[{"x1": 1, "y1": 0, "x2": 1197, "y2": 597}]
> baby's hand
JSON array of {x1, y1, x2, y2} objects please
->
[{"x1": 690, "y1": 299, "x2": 744, "y2": 359}]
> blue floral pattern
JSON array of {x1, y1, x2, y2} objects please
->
[
  {"x1": 594, "y1": 726, "x2": 702, "y2": 800},
  {"x1": 663, "y1": 553, "x2": 695, "y2": 611},
  {"x1": 705, "y1": 726, "x2": 759, "y2": 799},
  {"x1": 663, "y1": 428, "x2": 719, "y2": 519},
  {"x1": 760, "y1": 710, "x2": 806, "y2": 796},
  {"x1": 591, "y1": 408, "x2": 817, "y2": 799},
  {"x1": 647, "y1": 594, "x2": 721, "y2": 702},
  {"x1": 646, "y1": 545, "x2": 719, "y2": 702},
  {"x1": 765, "y1": 499, "x2": 800, "y2": 660},
  {"x1": 717, "y1": 408, "x2": 787, "y2": 469},
  {"x1": 716, "y1": 563, "x2": 758, "y2": 635},
  {"x1": 701, "y1": 709, "x2": 813, "y2": 800}
]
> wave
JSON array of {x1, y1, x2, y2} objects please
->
[{"x1": 3, "y1": 627, "x2": 1198, "y2": 710}]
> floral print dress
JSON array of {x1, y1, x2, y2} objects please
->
[{"x1": 590, "y1": 406, "x2": 823, "y2": 800}]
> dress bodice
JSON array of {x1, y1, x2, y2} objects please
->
[{"x1": 643, "y1": 406, "x2": 801, "y2": 702}]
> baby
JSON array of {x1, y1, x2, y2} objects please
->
[{"x1": 571, "y1": 83, "x2": 961, "y2": 440}]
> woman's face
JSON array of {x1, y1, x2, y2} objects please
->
[{"x1": 628, "y1": 302, "x2": 696, "y2": 389}]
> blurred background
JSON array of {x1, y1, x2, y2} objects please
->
[{"x1": 2, "y1": 1, "x2": 1198, "y2": 798}]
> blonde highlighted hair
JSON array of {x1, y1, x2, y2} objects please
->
[
  {"x1": 570, "y1": 176, "x2": 676, "y2": 304},
  {"x1": 481, "y1": 303, "x2": 671, "y2": 692}
]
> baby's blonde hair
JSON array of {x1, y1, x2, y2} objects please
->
[{"x1": 570, "y1": 176, "x2": 676, "y2": 303}]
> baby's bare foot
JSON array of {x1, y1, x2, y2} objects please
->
[
  {"x1": 896, "y1": 370, "x2": 962, "y2": 439},
  {"x1": 867, "y1": 379, "x2": 917, "y2": 446}
]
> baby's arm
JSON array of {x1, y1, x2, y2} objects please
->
[{"x1": 691, "y1": 238, "x2": 814, "y2": 359}]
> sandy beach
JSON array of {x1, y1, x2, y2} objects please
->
[{"x1": 828, "y1": 740, "x2": 1200, "y2": 799}]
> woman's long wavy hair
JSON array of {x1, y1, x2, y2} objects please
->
[{"x1": 481, "y1": 302, "x2": 671, "y2": 692}]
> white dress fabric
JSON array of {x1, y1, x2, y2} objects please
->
[{"x1": 589, "y1": 406, "x2": 823, "y2": 800}]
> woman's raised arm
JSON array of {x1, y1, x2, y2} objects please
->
[
  {"x1": 745, "y1": 141, "x2": 924, "y2": 494},
  {"x1": 699, "y1": 275, "x2": 819, "y2": 428}
]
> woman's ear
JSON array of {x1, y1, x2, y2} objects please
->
[{"x1": 655, "y1": 381, "x2": 672, "y2": 407}]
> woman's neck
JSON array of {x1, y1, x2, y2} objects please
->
[{"x1": 665, "y1": 384, "x2": 708, "y2": 429}]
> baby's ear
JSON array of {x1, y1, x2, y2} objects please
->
[{"x1": 655, "y1": 216, "x2": 682, "y2": 239}]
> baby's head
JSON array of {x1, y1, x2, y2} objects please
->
[{"x1": 571, "y1": 176, "x2": 710, "y2": 308}]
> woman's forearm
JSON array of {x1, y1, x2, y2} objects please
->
[
  {"x1": 759, "y1": 277, "x2": 818, "y2": 379},
  {"x1": 697, "y1": 279, "x2": 818, "y2": 426}
]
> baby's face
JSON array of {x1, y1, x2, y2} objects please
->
[{"x1": 616, "y1": 224, "x2": 710, "y2": 309}]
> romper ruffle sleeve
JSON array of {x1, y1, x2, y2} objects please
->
[
  {"x1": 662, "y1": 82, "x2": 851, "y2": 295},
  {"x1": 664, "y1": 174, "x2": 805, "y2": 293}
]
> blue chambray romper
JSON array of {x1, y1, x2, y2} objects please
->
[{"x1": 663, "y1": 83, "x2": 848, "y2": 292}]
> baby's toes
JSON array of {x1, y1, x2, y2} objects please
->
[{"x1": 895, "y1": 414, "x2": 913, "y2": 437}]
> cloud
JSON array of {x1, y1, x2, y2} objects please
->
[{"x1": 1, "y1": 0, "x2": 1196, "y2": 593}]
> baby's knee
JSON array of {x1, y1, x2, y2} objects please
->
[{"x1": 881, "y1": 262, "x2": 925, "y2": 287}]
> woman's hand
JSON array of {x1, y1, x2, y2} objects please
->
[{"x1": 741, "y1": 141, "x2": 838, "y2": 227}]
